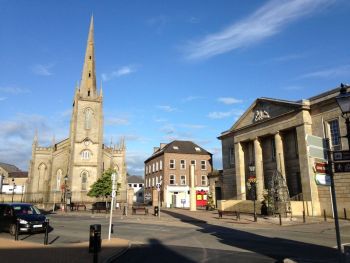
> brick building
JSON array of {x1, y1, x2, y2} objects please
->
[{"x1": 144, "y1": 140, "x2": 212, "y2": 208}]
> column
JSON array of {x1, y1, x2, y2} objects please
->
[
  {"x1": 235, "y1": 142, "x2": 246, "y2": 200},
  {"x1": 275, "y1": 132, "x2": 286, "y2": 178},
  {"x1": 254, "y1": 138, "x2": 264, "y2": 201}
]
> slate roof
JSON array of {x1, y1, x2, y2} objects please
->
[
  {"x1": 127, "y1": 175, "x2": 144, "y2": 184},
  {"x1": 145, "y1": 140, "x2": 212, "y2": 163},
  {"x1": 0, "y1": 162, "x2": 21, "y2": 173},
  {"x1": 8, "y1": 172, "x2": 28, "y2": 178}
]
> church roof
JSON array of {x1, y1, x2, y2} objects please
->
[
  {"x1": 8, "y1": 172, "x2": 28, "y2": 178},
  {"x1": 127, "y1": 175, "x2": 144, "y2": 184},
  {"x1": 0, "y1": 162, "x2": 21, "y2": 173}
]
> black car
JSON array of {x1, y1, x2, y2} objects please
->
[{"x1": 0, "y1": 203, "x2": 47, "y2": 235}]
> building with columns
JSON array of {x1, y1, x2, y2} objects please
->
[
  {"x1": 218, "y1": 85, "x2": 350, "y2": 216},
  {"x1": 25, "y1": 17, "x2": 127, "y2": 205}
]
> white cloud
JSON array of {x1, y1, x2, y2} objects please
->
[
  {"x1": 180, "y1": 124, "x2": 206, "y2": 129},
  {"x1": 156, "y1": 105, "x2": 177, "y2": 112},
  {"x1": 299, "y1": 65, "x2": 350, "y2": 79},
  {"x1": 32, "y1": 63, "x2": 54, "y2": 76},
  {"x1": 101, "y1": 65, "x2": 137, "y2": 81},
  {"x1": 0, "y1": 86, "x2": 30, "y2": 94},
  {"x1": 208, "y1": 109, "x2": 244, "y2": 119},
  {"x1": 217, "y1": 97, "x2": 243, "y2": 105},
  {"x1": 184, "y1": 0, "x2": 333, "y2": 60},
  {"x1": 105, "y1": 117, "x2": 129, "y2": 126},
  {"x1": 181, "y1": 96, "x2": 203, "y2": 102}
]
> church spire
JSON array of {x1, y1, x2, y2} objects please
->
[{"x1": 79, "y1": 15, "x2": 96, "y2": 98}]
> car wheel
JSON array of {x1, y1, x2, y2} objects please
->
[{"x1": 9, "y1": 224, "x2": 17, "y2": 236}]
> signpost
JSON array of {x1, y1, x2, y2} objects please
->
[
  {"x1": 108, "y1": 172, "x2": 117, "y2": 240},
  {"x1": 314, "y1": 162, "x2": 330, "y2": 186},
  {"x1": 156, "y1": 182, "x2": 161, "y2": 218}
]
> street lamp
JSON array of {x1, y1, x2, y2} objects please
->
[
  {"x1": 64, "y1": 175, "x2": 68, "y2": 212},
  {"x1": 335, "y1": 83, "x2": 350, "y2": 148},
  {"x1": 11, "y1": 178, "x2": 16, "y2": 203},
  {"x1": 248, "y1": 164, "x2": 257, "y2": 222}
]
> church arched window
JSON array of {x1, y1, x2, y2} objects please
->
[
  {"x1": 84, "y1": 108, "x2": 93, "y2": 130},
  {"x1": 38, "y1": 163, "x2": 47, "y2": 191},
  {"x1": 81, "y1": 171, "x2": 88, "y2": 191},
  {"x1": 56, "y1": 169, "x2": 62, "y2": 191},
  {"x1": 81, "y1": 150, "x2": 91, "y2": 160}
]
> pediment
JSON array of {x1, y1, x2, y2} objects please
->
[{"x1": 231, "y1": 98, "x2": 303, "y2": 131}]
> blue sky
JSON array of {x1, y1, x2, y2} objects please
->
[{"x1": 0, "y1": 0, "x2": 349, "y2": 175}]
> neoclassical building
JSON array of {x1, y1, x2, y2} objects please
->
[
  {"x1": 218, "y1": 85, "x2": 350, "y2": 216},
  {"x1": 26, "y1": 17, "x2": 127, "y2": 204}
]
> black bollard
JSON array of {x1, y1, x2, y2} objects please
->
[
  {"x1": 303, "y1": 210, "x2": 306, "y2": 223},
  {"x1": 324, "y1": 209, "x2": 327, "y2": 222},
  {"x1": 279, "y1": 214, "x2": 282, "y2": 226},
  {"x1": 344, "y1": 208, "x2": 347, "y2": 220},
  {"x1": 111, "y1": 224, "x2": 114, "y2": 234},
  {"x1": 89, "y1": 224, "x2": 101, "y2": 263},
  {"x1": 237, "y1": 211, "x2": 240, "y2": 221},
  {"x1": 123, "y1": 206, "x2": 126, "y2": 216},
  {"x1": 15, "y1": 219, "x2": 19, "y2": 241},
  {"x1": 44, "y1": 218, "x2": 49, "y2": 245}
]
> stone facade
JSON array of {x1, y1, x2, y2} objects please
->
[
  {"x1": 144, "y1": 141, "x2": 212, "y2": 208},
  {"x1": 25, "y1": 17, "x2": 127, "y2": 205},
  {"x1": 219, "y1": 86, "x2": 350, "y2": 216}
]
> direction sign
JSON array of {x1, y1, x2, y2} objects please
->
[
  {"x1": 333, "y1": 151, "x2": 350, "y2": 161},
  {"x1": 314, "y1": 162, "x2": 328, "y2": 174},
  {"x1": 306, "y1": 135, "x2": 328, "y2": 160},
  {"x1": 112, "y1": 190, "x2": 116, "y2": 198},
  {"x1": 315, "y1": 174, "x2": 331, "y2": 186},
  {"x1": 334, "y1": 162, "x2": 350, "y2": 173}
]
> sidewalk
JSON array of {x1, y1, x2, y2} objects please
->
[{"x1": 0, "y1": 237, "x2": 129, "y2": 263}]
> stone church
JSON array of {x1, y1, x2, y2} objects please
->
[{"x1": 25, "y1": 17, "x2": 127, "y2": 204}]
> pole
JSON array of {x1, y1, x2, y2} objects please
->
[
  {"x1": 190, "y1": 165, "x2": 196, "y2": 211},
  {"x1": 158, "y1": 189, "x2": 160, "y2": 219},
  {"x1": 326, "y1": 139, "x2": 342, "y2": 260},
  {"x1": 109, "y1": 173, "x2": 117, "y2": 240},
  {"x1": 346, "y1": 117, "x2": 350, "y2": 148}
]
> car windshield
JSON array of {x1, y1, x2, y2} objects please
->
[{"x1": 13, "y1": 205, "x2": 41, "y2": 215}]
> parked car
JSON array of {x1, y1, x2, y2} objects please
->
[{"x1": 0, "y1": 203, "x2": 47, "y2": 235}]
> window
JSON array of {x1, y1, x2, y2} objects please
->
[
  {"x1": 229, "y1": 147, "x2": 235, "y2": 165},
  {"x1": 81, "y1": 150, "x2": 91, "y2": 160},
  {"x1": 138, "y1": 192, "x2": 143, "y2": 197},
  {"x1": 56, "y1": 169, "x2": 62, "y2": 191},
  {"x1": 329, "y1": 119, "x2": 341, "y2": 150},
  {"x1": 271, "y1": 138, "x2": 276, "y2": 161},
  {"x1": 195, "y1": 147, "x2": 201, "y2": 152},
  {"x1": 201, "y1": 175, "x2": 207, "y2": 186},
  {"x1": 191, "y1": 160, "x2": 196, "y2": 168},
  {"x1": 170, "y1": 175, "x2": 175, "y2": 185},
  {"x1": 180, "y1": 175, "x2": 186, "y2": 185},
  {"x1": 149, "y1": 165, "x2": 151, "y2": 174},
  {"x1": 139, "y1": 184, "x2": 143, "y2": 187},
  {"x1": 84, "y1": 108, "x2": 93, "y2": 130},
  {"x1": 160, "y1": 160, "x2": 163, "y2": 170},
  {"x1": 170, "y1": 159, "x2": 175, "y2": 169},
  {"x1": 156, "y1": 162, "x2": 159, "y2": 171},
  {"x1": 152, "y1": 177, "x2": 154, "y2": 187},
  {"x1": 152, "y1": 163, "x2": 155, "y2": 173},
  {"x1": 201, "y1": 160, "x2": 206, "y2": 170},
  {"x1": 81, "y1": 171, "x2": 88, "y2": 191},
  {"x1": 180, "y1": 160, "x2": 186, "y2": 170},
  {"x1": 173, "y1": 146, "x2": 179, "y2": 150},
  {"x1": 148, "y1": 179, "x2": 151, "y2": 188},
  {"x1": 145, "y1": 166, "x2": 148, "y2": 174},
  {"x1": 160, "y1": 175, "x2": 162, "y2": 184},
  {"x1": 156, "y1": 177, "x2": 158, "y2": 184},
  {"x1": 133, "y1": 184, "x2": 137, "y2": 187}
]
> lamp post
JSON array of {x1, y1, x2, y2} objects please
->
[
  {"x1": 248, "y1": 164, "x2": 257, "y2": 222},
  {"x1": 64, "y1": 175, "x2": 68, "y2": 212},
  {"x1": 11, "y1": 178, "x2": 16, "y2": 203},
  {"x1": 336, "y1": 83, "x2": 350, "y2": 148}
]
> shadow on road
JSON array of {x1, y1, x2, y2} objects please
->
[{"x1": 161, "y1": 209, "x2": 338, "y2": 263}]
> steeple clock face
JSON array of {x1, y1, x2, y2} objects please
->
[{"x1": 84, "y1": 140, "x2": 90, "y2": 146}]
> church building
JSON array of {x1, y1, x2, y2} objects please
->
[{"x1": 25, "y1": 17, "x2": 127, "y2": 204}]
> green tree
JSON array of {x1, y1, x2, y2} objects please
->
[{"x1": 87, "y1": 169, "x2": 119, "y2": 199}]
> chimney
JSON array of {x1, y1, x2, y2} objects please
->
[
  {"x1": 160, "y1": 143, "x2": 167, "y2": 149},
  {"x1": 153, "y1": 147, "x2": 160, "y2": 153}
]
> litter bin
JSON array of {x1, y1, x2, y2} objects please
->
[
  {"x1": 154, "y1": 206, "x2": 159, "y2": 216},
  {"x1": 89, "y1": 224, "x2": 101, "y2": 253}
]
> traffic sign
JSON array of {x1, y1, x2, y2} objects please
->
[
  {"x1": 112, "y1": 190, "x2": 116, "y2": 198},
  {"x1": 315, "y1": 174, "x2": 331, "y2": 186},
  {"x1": 314, "y1": 162, "x2": 328, "y2": 174}
]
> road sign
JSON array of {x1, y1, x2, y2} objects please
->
[
  {"x1": 306, "y1": 135, "x2": 328, "y2": 160},
  {"x1": 314, "y1": 162, "x2": 328, "y2": 174},
  {"x1": 333, "y1": 151, "x2": 350, "y2": 161},
  {"x1": 156, "y1": 183, "x2": 161, "y2": 191},
  {"x1": 112, "y1": 190, "x2": 116, "y2": 198},
  {"x1": 315, "y1": 174, "x2": 331, "y2": 186},
  {"x1": 334, "y1": 162, "x2": 350, "y2": 173}
]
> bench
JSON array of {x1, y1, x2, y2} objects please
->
[
  {"x1": 91, "y1": 202, "x2": 108, "y2": 214},
  {"x1": 132, "y1": 206, "x2": 148, "y2": 215},
  {"x1": 70, "y1": 203, "x2": 87, "y2": 211},
  {"x1": 218, "y1": 210, "x2": 240, "y2": 220}
]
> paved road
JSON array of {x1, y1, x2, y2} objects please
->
[{"x1": 0, "y1": 211, "x2": 348, "y2": 262}]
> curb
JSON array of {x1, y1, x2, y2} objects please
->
[{"x1": 103, "y1": 241, "x2": 131, "y2": 263}]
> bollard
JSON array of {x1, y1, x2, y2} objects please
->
[
  {"x1": 237, "y1": 211, "x2": 240, "y2": 221},
  {"x1": 15, "y1": 219, "x2": 19, "y2": 241},
  {"x1": 123, "y1": 206, "x2": 126, "y2": 216},
  {"x1": 279, "y1": 214, "x2": 282, "y2": 226},
  {"x1": 154, "y1": 206, "x2": 159, "y2": 217},
  {"x1": 324, "y1": 209, "x2": 327, "y2": 222},
  {"x1": 345, "y1": 208, "x2": 347, "y2": 220},
  {"x1": 89, "y1": 224, "x2": 101, "y2": 263},
  {"x1": 111, "y1": 224, "x2": 114, "y2": 234},
  {"x1": 44, "y1": 218, "x2": 49, "y2": 245},
  {"x1": 303, "y1": 210, "x2": 306, "y2": 223}
]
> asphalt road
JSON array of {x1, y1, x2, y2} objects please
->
[{"x1": 0, "y1": 212, "x2": 348, "y2": 262}]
